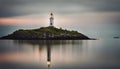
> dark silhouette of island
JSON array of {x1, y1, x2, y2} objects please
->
[{"x1": 0, "y1": 27, "x2": 90, "y2": 40}]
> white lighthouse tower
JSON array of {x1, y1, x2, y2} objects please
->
[{"x1": 49, "y1": 13, "x2": 54, "y2": 27}]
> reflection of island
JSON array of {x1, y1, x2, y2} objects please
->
[
  {"x1": 13, "y1": 40, "x2": 84, "y2": 67},
  {"x1": 14, "y1": 40, "x2": 80, "y2": 67},
  {"x1": 0, "y1": 13, "x2": 90, "y2": 40},
  {"x1": 14, "y1": 40, "x2": 83, "y2": 46},
  {"x1": 0, "y1": 39, "x2": 91, "y2": 69},
  {"x1": 0, "y1": 40, "x2": 90, "y2": 69}
]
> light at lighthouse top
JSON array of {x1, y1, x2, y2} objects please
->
[{"x1": 50, "y1": 13, "x2": 54, "y2": 18}]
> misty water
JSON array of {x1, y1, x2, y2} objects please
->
[{"x1": 0, "y1": 39, "x2": 120, "y2": 69}]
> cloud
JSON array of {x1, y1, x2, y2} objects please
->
[{"x1": 0, "y1": 0, "x2": 120, "y2": 17}]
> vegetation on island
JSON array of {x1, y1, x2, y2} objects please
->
[{"x1": 0, "y1": 27, "x2": 89, "y2": 40}]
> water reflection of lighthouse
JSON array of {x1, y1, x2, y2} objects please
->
[{"x1": 47, "y1": 42, "x2": 51, "y2": 67}]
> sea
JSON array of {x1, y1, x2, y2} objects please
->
[{"x1": 0, "y1": 39, "x2": 120, "y2": 69}]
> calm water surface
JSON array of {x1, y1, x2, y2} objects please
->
[{"x1": 0, "y1": 39, "x2": 120, "y2": 69}]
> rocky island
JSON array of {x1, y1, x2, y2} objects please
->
[
  {"x1": 0, "y1": 27, "x2": 89, "y2": 40},
  {"x1": 0, "y1": 13, "x2": 90, "y2": 40}
]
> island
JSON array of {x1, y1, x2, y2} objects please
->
[
  {"x1": 0, "y1": 27, "x2": 90, "y2": 40},
  {"x1": 0, "y1": 13, "x2": 90, "y2": 40}
]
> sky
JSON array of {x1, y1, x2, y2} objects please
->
[{"x1": 0, "y1": 0, "x2": 120, "y2": 38}]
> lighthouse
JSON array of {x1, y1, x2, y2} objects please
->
[{"x1": 49, "y1": 13, "x2": 54, "y2": 27}]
